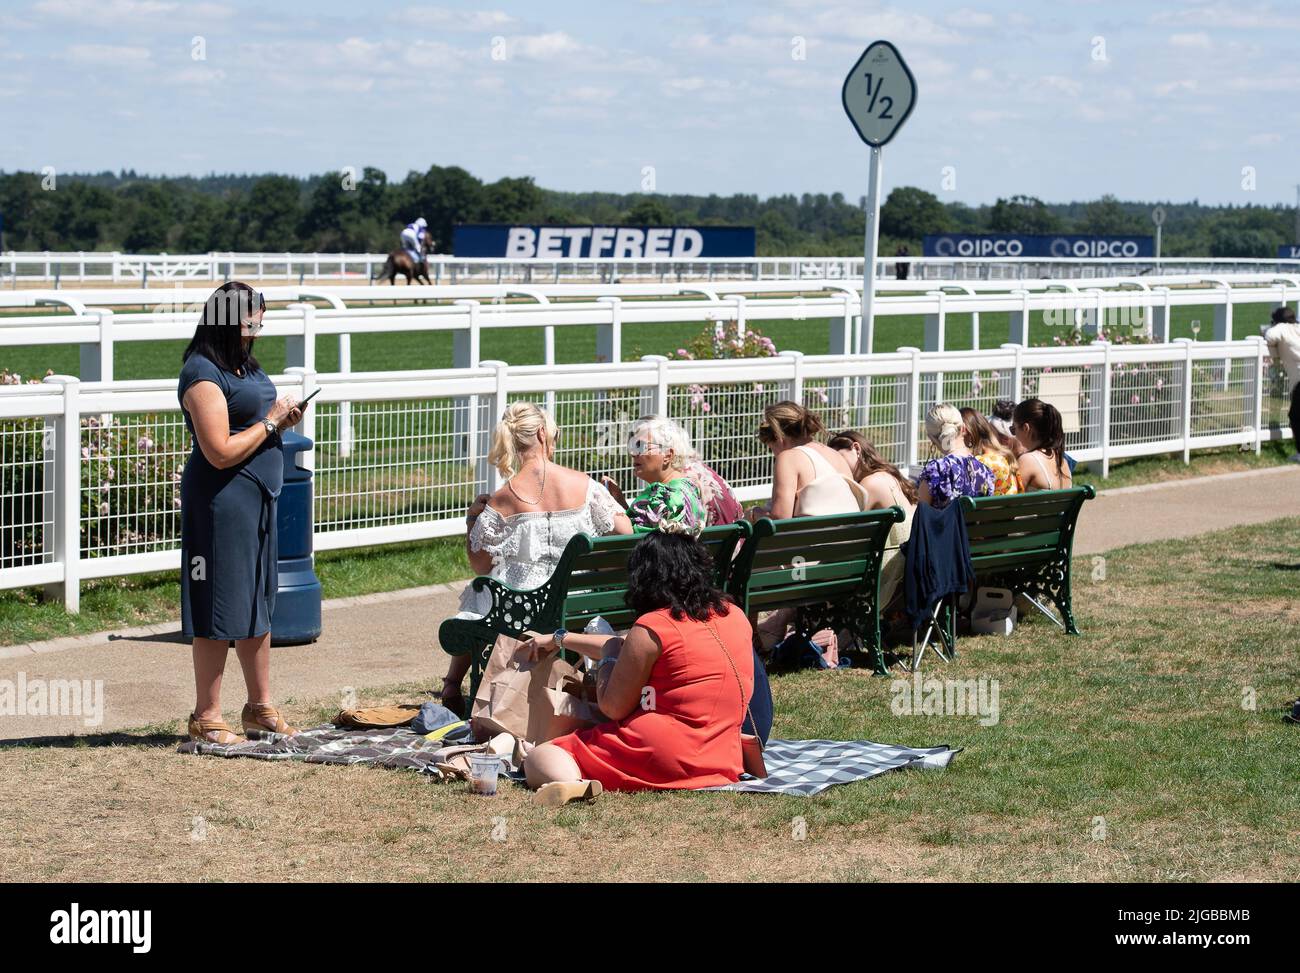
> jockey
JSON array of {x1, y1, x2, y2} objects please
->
[{"x1": 399, "y1": 217, "x2": 429, "y2": 267}]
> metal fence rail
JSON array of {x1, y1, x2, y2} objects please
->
[
  {"x1": 8, "y1": 250, "x2": 1300, "y2": 285},
  {"x1": 0, "y1": 338, "x2": 1289, "y2": 612}
]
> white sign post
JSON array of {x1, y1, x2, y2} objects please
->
[{"x1": 842, "y1": 40, "x2": 916, "y2": 355}]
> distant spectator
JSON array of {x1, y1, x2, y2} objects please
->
[
  {"x1": 917, "y1": 403, "x2": 996, "y2": 509},
  {"x1": 989, "y1": 399, "x2": 1020, "y2": 453},
  {"x1": 895, "y1": 244, "x2": 910, "y2": 281},
  {"x1": 1012, "y1": 398, "x2": 1073, "y2": 491},
  {"x1": 961, "y1": 407, "x2": 1020, "y2": 496},
  {"x1": 1263, "y1": 305, "x2": 1300, "y2": 462}
]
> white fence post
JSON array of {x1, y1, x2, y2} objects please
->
[
  {"x1": 1252, "y1": 335, "x2": 1265, "y2": 455},
  {"x1": 1176, "y1": 337, "x2": 1194, "y2": 464},
  {"x1": 284, "y1": 302, "x2": 316, "y2": 372},
  {"x1": 1001, "y1": 343, "x2": 1025, "y2": 403},
  {"x1": 596, "y1": 296, "x2": 622, "y2": 365},
  {"x1": 1009, "y1": 289, "x2": 1031, "y2": 346},
  {"x1": 1098, "y1": 338, "x2": 1112, "y2": 478},
  {"x1": 1150, "y1": 287, "x2": 1170, "y2": 341},
  {"x1": 780, "y1": 350, "x2": 804, "y2": 404},
  {"x1": 284, "y1": 366, "x2": 317, "y2": 472},
  {"x1": 901, "y1": 346, "x2": 922, "y2": 471},
  {"x1": 481, "y1": 360, "x2": 509, "y2": 494},
  {"x1": 42, "y1": 375, "x2": 81, "y2": 613},
  {"x1": 79, "y1": 309, "x2": 114, "y2": 384}
]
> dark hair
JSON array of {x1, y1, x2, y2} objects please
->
[
  {"x1": 1012, "y1": 398, "x2": 1066, "y2": 477},
  {"x1": 991, "y1": 399, "x2": 1016, "y2": 422},
  {"x1": 182, "y1": 282, "x2": 265, "y2": 373},
  {"x1": 826, "y1": 429, "x2": 918, "y2": 505},
  {"x1": 1272, "y1": 306, "x2": 1297, "y2": 325},
  {"x1": 625, "y1": 532, "x2": 730, "y2": 622},
  {"x1": 758, "y1": 400, "x2": 824, "y2": 447}
]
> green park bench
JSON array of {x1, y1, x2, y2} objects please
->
[
  {"x1": 957, "y1": 485, "x2": 1096, "y2": 637},
  {"x1": 438, "y1": 522, "x2": 749, "y2": 702},
  {"x1": 726, "y1": 508, "x2": 906, "y2": 676}
]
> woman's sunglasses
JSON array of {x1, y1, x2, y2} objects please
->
[{"x1": 628, "y1": 438, "x2": 665, "y2": 456}]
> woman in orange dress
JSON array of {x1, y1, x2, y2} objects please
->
[{"x1": 522, "y1": 531, "x2": 754, "y2": 804}]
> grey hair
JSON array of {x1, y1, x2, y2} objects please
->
[{"x1": 627, "y1": 414, "x2": 693, "y2": 471}]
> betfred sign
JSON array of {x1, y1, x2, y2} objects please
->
[
  {"x1": 924, "y1": 233, "x2": 1155, "y2": 259},
  {"x1": 454, "y1": 224, "x2": 756, "y2": 259},
  {"x1": 1278, "y1": 245, "x2": 1300, "y2": 259}
]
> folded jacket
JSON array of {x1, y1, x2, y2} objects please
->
[{"x1": 333, "y1": 704, "x2": 422, "y2": 729}]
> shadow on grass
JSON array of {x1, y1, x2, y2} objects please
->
[{"x1": 0, "y1": 730, "x2": 181, "y2": 749}]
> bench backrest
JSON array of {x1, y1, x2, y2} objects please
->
[
  {"x1": 557, "y1": 522, "x2": 750, "y2": 632},
  {"x1": 958, "y1": 486, "x2": 1095, "y2": 575},
  {"x1": 726, "y1": 507, "x2": 904, "y2": 617}
]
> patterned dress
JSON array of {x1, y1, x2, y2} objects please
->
[
  {"x1": 627, "y1": 476, "x2": 706, "y2": 536},
  {"x1": 975, "y1": 451, "x2": 1019, "y2": 496},
  {"x1": 919, "y1": 453, "x2": 996, "y2": 509}
]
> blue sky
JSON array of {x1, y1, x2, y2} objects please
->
[{"x1": 1, "y1": 0, "x2": 1297, "y2": 205}]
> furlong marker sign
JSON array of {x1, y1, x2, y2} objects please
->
[{"x1": 454, "y1": 224, "x2": 756, "y2": 259}]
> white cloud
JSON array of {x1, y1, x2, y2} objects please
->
[
  {"x1": 36, "y1": 0, "x2": 232, "y2": 26},
  {"x1": 1155, "y1": 79, "x2": 1197, "y2": 96},
  {"x1": 1169, "y1": 32, "x2": 1211, "y2": 48},
  {"x1": 64, "y1": 44, "x2": 152, "y2": 66},
  {"x1": 510, "y1": 32, "x2": 584, "y2": 61},
  {"x1": 399, "y1": 7, "x2": 516, "y2": 31},
  {"x1": 946, "y1": 8, "x2": 996, "y2": 28},
  {"x1": 1247, "y1": 132, "x2": 1282, "y2": 145}
]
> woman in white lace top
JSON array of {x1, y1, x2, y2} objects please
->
[{"x1": 440, "y1": 402, "x2": 632, "y2": 713}]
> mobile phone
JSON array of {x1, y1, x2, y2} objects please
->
[{"x1": 299, "y1": 387, "x2": 322, "y2": 405}]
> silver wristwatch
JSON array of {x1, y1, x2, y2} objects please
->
[
  {"x1": 553, "y1": 629, "x2": 567, "y2": 652},
  {"x1": 262, "y1": 418, "x2": 277, "y2": 436}
]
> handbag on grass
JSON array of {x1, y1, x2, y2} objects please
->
[{"x1": 704, "y1": 620, "x2": 767, "y2": 780}]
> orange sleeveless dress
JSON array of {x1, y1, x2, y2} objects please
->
[{"x1": 549, "y1": 603, "x2": 754, "y2": 791}]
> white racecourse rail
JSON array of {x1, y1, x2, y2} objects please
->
[
  {"x1": 7, "y1": 250, "x2": 1300, "y2": 284},
  {"x1": 0, "y1": 338, "x2": 1289, "y2": 611}
]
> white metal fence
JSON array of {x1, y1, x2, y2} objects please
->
[
  {"x1": 5, "y1": 276, "x2": 1300, "y2": 385},
  {"x1": 7, "y1": 250, "x2": 1300, "y2": 285},
  {"x1": 0, "y1": 339, "x2": 1289, "y2": 612}
]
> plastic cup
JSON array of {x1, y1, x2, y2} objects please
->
[{"x1": 468, "y1": 753, "x2": 501, "y2": 796}]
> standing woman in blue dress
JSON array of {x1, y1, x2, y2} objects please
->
[{"x1": 179, "y1": 282, "x2": 307, "y2": 743}]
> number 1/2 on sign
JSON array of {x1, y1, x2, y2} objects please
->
[{"x1": 841, "y1": 41, "x2": 916, "y2": 147}]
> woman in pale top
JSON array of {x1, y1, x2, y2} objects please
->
[
  {"x1": 750, "y1": 401, "x2": 863, "y2": 520},
  {"x1": 917, "y1": 403, "x2": 996, "y2": 509},
  {"x1": 960, "y1": 407, "x2": 1019, "y2": 496},
  {"x1": 827, "y1": 430, "x2": 916, "y2": 607},
  {"x1": 440, "y1": 402, "x2": 633, "y2": 714},
  {"x1": 1011, "y1": 398, "x2": 1072, "y2": 492}
]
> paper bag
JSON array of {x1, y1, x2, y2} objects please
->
[{"x1": 470, "y1": 635, "x2": 604, "y2": 743}]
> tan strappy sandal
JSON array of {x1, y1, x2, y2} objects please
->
[
  {"x1": 241, "y1": 702, "x2": 297, "y2": 738},
  {"x1": 187, "y1": 713, "x2": 245, "y2": 745},
  {"x1": 535, "y1": 779, "x2": 603, "y2": 807}
]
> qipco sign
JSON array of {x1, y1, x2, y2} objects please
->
[{"x1": 923, "y1": 234, "x2": 1154, "y2": 259}]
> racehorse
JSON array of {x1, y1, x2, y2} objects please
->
[{"x1": 372, "y1": 233, "x2": 436, "y2": 286}]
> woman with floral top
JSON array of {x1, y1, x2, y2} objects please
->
[
  {"x1": 917, "y1": 403, "x2": 996, "y2": 509},
  {"x1": 601, "y1": 416, "x2": 710, "y2": 536}
]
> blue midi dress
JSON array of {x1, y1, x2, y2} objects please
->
[{"x1": 178, "y1": 353, "x2": 284, "y2": 641}]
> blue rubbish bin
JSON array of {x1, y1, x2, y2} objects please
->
[{"x1": 271, "y1": 430, "x2": 322, "y2": 645}]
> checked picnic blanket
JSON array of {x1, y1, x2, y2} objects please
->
[
  {"x1": 706, "y1": 738, "x2": 958, "y2": 796},
  {"x1": 179, "y1": 726, "x2": 957, "y2": 796},
  {"x1": 177, "y1": 724, "x2": 447, "y2": 771}
]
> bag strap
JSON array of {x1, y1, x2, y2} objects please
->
[{"x1": 703, "y1": 618, "x2": 764, "y2": 753}]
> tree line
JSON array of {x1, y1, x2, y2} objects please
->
[{"x1": 0, "y1": 166, "x2": 1294, "y2": 258}]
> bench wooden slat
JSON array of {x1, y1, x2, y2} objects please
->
[{"x1": 969, "y1": 529, "x2": 1062, "y2": 557}]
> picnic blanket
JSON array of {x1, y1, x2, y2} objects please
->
[
  {"x1": 178, "y1": 726, "x2": 957, "y2": 796},
  {"x1": 706, "y1": 738, "x2": 958, "y2": 796}
]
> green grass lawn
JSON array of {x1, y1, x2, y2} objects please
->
[
  {"x1": 2, "y1": 517, "x2": 1297, "y2": 881},
  {"x1": 0, "y1": 299, "x2": 1279, "y2": 381}
]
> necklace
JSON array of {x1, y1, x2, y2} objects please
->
[{"x1": 507, "y1": 459, "x2": 547, "y2": 505}]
